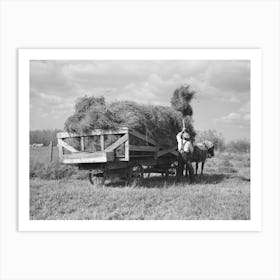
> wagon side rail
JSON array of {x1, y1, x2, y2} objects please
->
[
  {"x1": 57, "y1": 127, "x2": 130, "y2": 164},
  {"x1": 128, "y1": 129, "x2": 179, "y2": 158},
  {"x1": 57, "y1": 127, "x2": 178, "y2": 165}
]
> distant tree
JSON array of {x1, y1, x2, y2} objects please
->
[
  {"x1": 30, "y1": 129, "x2": 62, "y2": 146},
  {"x1": 226, "y1": 139, "x2": 250, "y2": 153},
  {"x1": 196, "y1": 129, "x2": 226, "y2": 151}
]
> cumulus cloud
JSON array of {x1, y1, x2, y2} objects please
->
[
  {"x1": 36, "y1": 92, "x2": 62, "y2": 104},
  {"x1": 204, "y1": 60, "x2": 250, "y2": 93},
  {"x1": 30, "y1": 60, "x2": 250, "y2": 138},
  {"x1": 30, "y1": 86, "x2": 76, "y2": 123},
  {"x1": 217, "y1": 101, "x2": 250, "y2": 127},
  {"x1": 30, "y1": 60, "x2": 250, "y2": 102}
]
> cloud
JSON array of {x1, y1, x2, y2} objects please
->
[
  {"x1": 30, "y1": 60, "x2": 251, "y2": 137},
  {"x1": 217, "y1": 101, "x2": 250, "y2": 127},
  {"x1": 30, "y1": 88, "x2": 75, "y2": 120},
  {"x1": 30, "y1": 60, "x2": 250, "y2": 104},
  {"x1": 205, "y1": 60, "x2": 250, "y2": 93},
  {"x1": 239, "y1": 101, "x2": 250, "y2": 113},
  {"x1": 36, "y1": 92, "x2": 62, "y2": 105}
]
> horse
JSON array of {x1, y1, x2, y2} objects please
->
[{"x1": 191, "y1": 141, "x2": 215, "y2": 175}]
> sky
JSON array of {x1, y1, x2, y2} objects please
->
[{"x1": 30, "y1": 60, "x2": 250, "y2": 141}]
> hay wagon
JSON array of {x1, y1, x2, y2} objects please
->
[{"x1": 57, "y1": 127, "x2": 179, "y2": 184}]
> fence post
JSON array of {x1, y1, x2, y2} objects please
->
[{"x1": 49, "y1": 141, "x2": 53, "y2": 162}]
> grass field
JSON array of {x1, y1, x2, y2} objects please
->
[{"x1": 30, "y1": 147, "x2": 250, "y2": 220}]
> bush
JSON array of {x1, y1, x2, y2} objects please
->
[
  {"x1": 227, "y1": 139, "x2": 250, "y2": 153},
  {"x1": 30, "y1": 129, "x2": 61, "y2": 146},
  {"x1": 30, "y1": 160, "x2": 76, "y2": 180},
  {"x1": 218, "y1": 159, "x2": 237, "y2": 173},
  {"x1": 30, "y1": 160, "x2": 45, "y2": 178}
]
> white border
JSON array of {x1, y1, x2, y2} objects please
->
[{"x1": 18, "y1": 49, "x2": 262, "y2": 232}]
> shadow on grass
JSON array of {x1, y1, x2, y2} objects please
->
[
  {"x1": 106, "y1": 176, "x2": 177, "y2": 189},
  {"x1": 193, "y1": 173, "x2": 229, "y2": 184},
  {"x1": 103, "y1": 173, "x2": 232, "y2": 188},
  {"x1": 236, "y1": 175, "x2": 250, "y2": 182}
]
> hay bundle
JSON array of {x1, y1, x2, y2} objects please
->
[
  {"x1": 171, "y1": 85, "x2": 196, "y2": 139},
  {"x1": 64, "y1": 96, "x2": 120, "y2": 133},
  {"x1": 64, "y1": 96, "x2": 183, "y2": 148},
  {"x1": 75, "y1": 96, "x2": 106, "y2": 113},
  {"x1": 171, "y1": 85, "x2": 195, "y2": 117}
]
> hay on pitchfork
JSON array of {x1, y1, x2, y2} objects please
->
[
  {"x1": 171, "y1": 85, "x2": 196, "y2": 116},
  {"x1": 170, "y1": 85, "x2": 196, "y2": 140}
]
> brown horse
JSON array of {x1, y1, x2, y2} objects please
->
[{"x1": 192, "y1": 141, "x2": 215, "y2": 175}]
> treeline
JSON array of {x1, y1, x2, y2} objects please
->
[
  {"x1": 226, "y1": 139, "x2": 250, "y2": 153},
  {"x1": 30, "y1": 129, "x2": 61, "y2": 146},
  {"x1": 29, "y1": 128, "x2": 250, "y2": 153},
  {"x1": 196, "y1": 129, "x2": 250, "y2": 153}
]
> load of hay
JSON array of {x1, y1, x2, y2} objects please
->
[{"x1": 64, "y1": 85, "x2": 196, "y2": 149}]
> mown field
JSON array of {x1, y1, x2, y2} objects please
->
[{"x1": 30, "y1": 147, "x2": 250, "y2": 220}]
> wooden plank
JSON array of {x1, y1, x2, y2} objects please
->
[
  {"x1": 119, "y1": 158, "x2": 129, "y2": 162},
  {"x1": 80, "y1": 137, "x2": 85, "y2": 151},
  {"x1": 57, "y1": 138, "x2": 64, "y2": 161},
  {"x1": 62, "y1": 151, "x2": 114, "y2": 164},
  {"x1": 57, "y1": 132, "x2": 79, "y2": 139},
  {"x1": 100, "y1": 134, "x2": 104, "y2": 151},
  {"x1": 105, "y1": 134, "x2": 128, "y2": 152},
  {"x1": 129, "y1": 129, "x2": 157, "y2": 146},
  {"x1": 129, "y1": 145, "x2": 158, "y2": 152},
  {"x1": 57, "y1": 127, "x2": 128, "y2": 139},
  {"x1": 59, "y1": 139, "x2": 79, "y2": 153},
  {"x1": 157, "y1": 146, "x2": 177, "y2": 157},
  {"x1": 125, "y1": 139, "x2": 129, "y2": 161},
  {"x1": 63, "y1": 158, "x2": 104, "y2": 164},
  {"x1": 63, "y1": 151, "x2": 111, "y2": 159}
]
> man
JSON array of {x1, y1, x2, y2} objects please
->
[{"x1": 176, "y1": 129, "x2": 195, "y2": 183}]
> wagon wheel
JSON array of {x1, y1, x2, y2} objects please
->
[
  {"x1": 88, "y1": 171, "x2": 105, "y2": 186},
  {"x1": 165, "y1": 167, "x2": 177, "y2": 178},
  {"x1": 144, "y1": 166, "x2": 152, "y2": 179},
  {"x1": 127, "y1": 164, "x2": 144, "y2": 185}
]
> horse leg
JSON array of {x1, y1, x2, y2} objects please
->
[
  {"x1": 201, "y1": 161, "x2": 205, "y2": 175},
  {"x1": 176, "y1": 153, "x2": 184, "y2": 182},
  {"x1": 195, "y1": 162, "x2": 198, "y2": 176},
  {"x1": 185, "y1": 163, "x2": 189, "y2": 177},
  {"x1": 186, "y1": 161, "x2": 194, "y2": 183}
]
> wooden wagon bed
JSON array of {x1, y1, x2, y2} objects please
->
[
  {"x1": 57, "y1": 127, "x2": 177, "y2": 163},
  {"x1": 57, "y1": 127, "x2": 178, "y2": 183}
]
